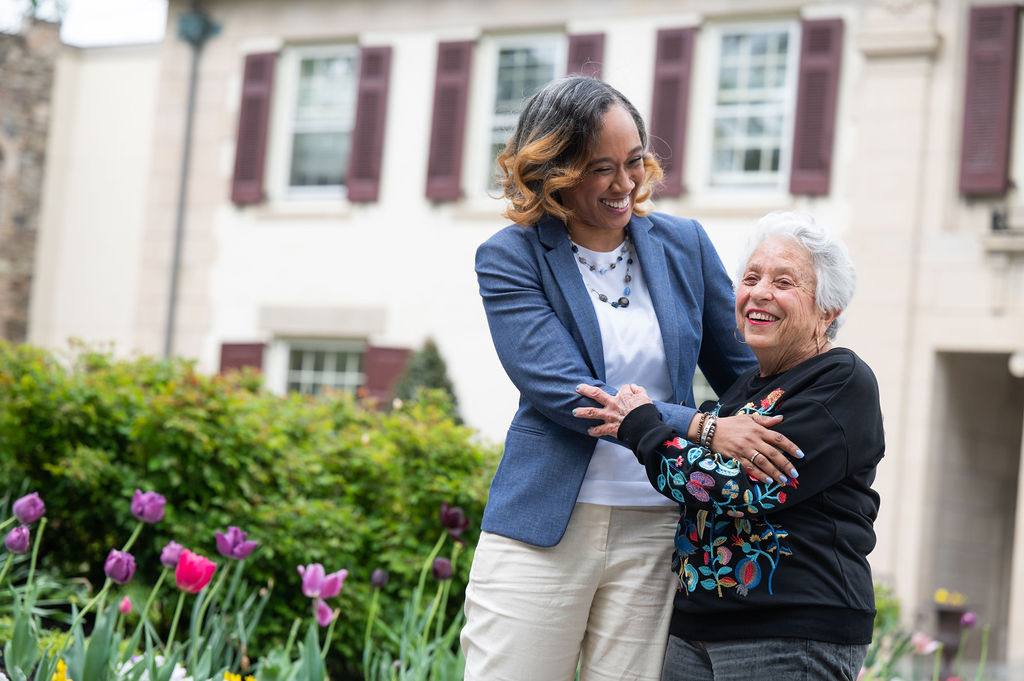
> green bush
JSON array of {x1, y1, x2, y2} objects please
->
[{"x1": 0, "y1": 341, "x2": 499, "y2": 678}]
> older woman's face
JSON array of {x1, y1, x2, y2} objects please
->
[
  {"x1": 559, "y1": 104, "x2": 644, "y2": 250},
  {"x1": 735, "y1": 237, "x2": 831, "y2": 374}
]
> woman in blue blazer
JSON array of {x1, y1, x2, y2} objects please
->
[{"x1": 461, "y1": 76, "x2": 799, "y2": 681}]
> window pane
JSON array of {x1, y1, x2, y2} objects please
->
[
  {"x1": 710, "y1": 26, "x2": 794, "y2": 187},
  {"x1": 289, "y1": 132, "x2": 349, "y2": 187},
  {"x1": 289, "y1": 51, "x2": 357, "y2": 189}
]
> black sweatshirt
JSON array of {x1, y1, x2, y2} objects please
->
[{"x1": 618, "y1": 347, "x2": 884, "y2": 644}]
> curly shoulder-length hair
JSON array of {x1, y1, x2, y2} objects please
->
[{"x1": 496, "y1": 76, "x2": 663, "y2": 227}]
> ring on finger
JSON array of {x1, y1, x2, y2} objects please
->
[{"x1": 751, "y1": 452, "x2": 762, "y2": 465}]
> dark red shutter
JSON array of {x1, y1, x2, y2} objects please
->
[
  {"x1": 789, "y1": 18, "x2": 843, "y2": 196},
  {"x1": 960, "y1": 5, "x2": 1019, "y2": 196},
  {"x1": 566, "y1": 33, "x2": 605, "y2": 78},
  {"x1": 649, "y1": 27, "x2": 696, "y2": 197},
  {"x1": 231, "y1": 53, "x2": 276, "y2": 205},
  {"x1": 425, "y1": 41, "x2": 474, "y2": 202},
  {"x1": 363, "y1": 345, "x2": 410, "y2": 401},
  {"x1": 347, "y1": 46, "x2": 392, "y2": 202},
  {"x1": 219, "y1": 343, "x2": 265, "y2": 373}
]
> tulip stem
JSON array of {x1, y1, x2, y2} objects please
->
[
  {"x1": 166, "y1": 590, "x2": 187, "y2": 651},
  {"x1": 0, "y1": 554, "x2": 13, "y2": 585},
  {"x1": 126, "y1": 567, "x2": 168, "y2": 657},
  {"x1": 932, "y1": 643, "x2": 942, "y2": 681},
  {"x1": 26, "y1": 517, "x2": 46, "y2": 592},
  {"x1": 69, "y1": 578, "x2": 112, "y2": 633},
  {"x1": 283, "y1": 617, "x2": 301, "y2": 659},
  {"x1": 363, "y1": 588, "x2": 381, "y2": 662},
  {"x1": 320, "y1": 608, "x2": 340, "y2": 661},
  {"x1": 414, "y1": 532, "x2": 448, "y2": 614},
  {"x1": 190, "y1": 561, "x2": 228, "y2": 670},
  {"x1": 0, "y1": 516, "x2": 14, "y2": 532},
  {"x1": 975, "y1": 625, "x2": 989, "y2": 681},
  {"x1": 121, "y1": 520, "x2": 145, "y2": 554}
]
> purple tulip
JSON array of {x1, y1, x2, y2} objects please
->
[
  {"x1": 432, "y1": 557, "x2": 453, "y2": 581},
  {"x1": 160, "y1": 540, "x2": 184, "y2": 568},
  {"x1": 960, "y1": 611, "x2": 977, "y2": 629},
  {"x1": 439, "y1": 502, "x2": 470, "y2": 542},
  {"x1": 297, "y1": 563, "x2": 348, "y2": 599},
  {"x1": 370, "y1": 568, "x2": 388, "y2": 589},
  {"x1": 104, "y1": 549, "x2": 136, "y2": 585},
  {"x1": 130, "y1": 490, "x2": 166, "y2": 523},
  {"x1": 12, "y1": 492, "x2": 45, "y2": 525},
  {"x1": 314, "y1": 598, "x2": 334, "y2": 626},
  {"x1": 5, "y1": 525, "x2": 30, "y2": 554},
  {"x1": 215, "y1": 526, "x2": 258, "y2": 560}
]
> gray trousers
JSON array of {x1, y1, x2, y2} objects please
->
[{"x1": 662, "y1": 635, "x2": 869, "y2": 681}]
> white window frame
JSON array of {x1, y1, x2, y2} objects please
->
[
  {"x1": 265, "y1": 338, "x2": 366, "y2": 396},
  {"x1": 266, "y1": 44, "x2": 360, "y2": 202},
  {"x1": 703, "y1": 21, "x2": 801, "y2": 192},
  {"x1": 464, "y1": 33, "x2": 566, "y2": 201}
]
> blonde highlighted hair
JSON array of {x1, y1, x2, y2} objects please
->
[{"x1": 496, "y1": 76, "x2": 663, "y2": 227}]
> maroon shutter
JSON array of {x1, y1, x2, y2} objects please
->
[
  {"x1": 566, "y1": 33, "x2": 605, "y2": 78},
  {"x1": 649, "y1": 27, "x2": 696, "y2": 197},
  {"x1": 347, "y1": 46, "x2": 392, "y2": 202},
  {"x1": 425, "y1": 41, "x2": 474, "y2": 202},
  {"x1": 960, "y1": 5, "x2": 1019, "y2": 196},
  {"x1": 231, "y1": 53, "x2": 276, "y2": 205},
  {"x1": 363, "y1": 345, "x2": 410, "y2": 401},
  {"x1": 789, "y1": 18, "x2": 843, "y2": 196},
  {"x1": 219, "y1": 343, "x2": 265, "y2": 373}
]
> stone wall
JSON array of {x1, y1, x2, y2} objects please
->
[{"x1": 0, "y1": 18, "x2": 59, "y2": 342}]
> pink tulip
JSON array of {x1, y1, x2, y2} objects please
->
[
  {"x1": 297, "y1": 563, "x2": 348, "y2": 599},
  {"x1": 175, "y1": 549, "x2": 217, "y2": 593},
  {"x1": 314, "y1": 598, "x2": 335, "y2": 626},
  {"x1": 118, "y1": 596, "x2": 132, "y2": 615},
  {"x1": 911, "y1": 631, "x2": 939, "y2": 654}
]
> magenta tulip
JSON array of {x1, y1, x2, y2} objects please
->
[
  {"x1": 4, "y1": 525, "x2": 30, "y2": 554},
  {"x1": 130, "y1": 490, "x2": 166, "y2": 523},
  {"x1": 12, "y1": 492, "x2": 45, "y2": 525},
  {"x1": 215, "y1": 526, "x2": 258, "y2": 560},
  {"x1": 960, "y1": 611, "x2": 977, "y2": 629},
  {"x1": 175, "y1": 548, "x2": 217, "y2": 593},
  {"x1": 104, "y1": 549, "x2": 136, "y2": 585},
  {"x1": 118, "y1": 596, "x2": 132, "y2": 615}
]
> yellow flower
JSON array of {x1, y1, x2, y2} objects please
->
[
  {"x1": 224, "y1": 673, "x2": 241, "y2": 681},
  {"x1": 52, "y1": 659, "x2": 72, "y2": 681},
  {"x1": 934, "y1": 588, "x2": 949, "y2": 604}
]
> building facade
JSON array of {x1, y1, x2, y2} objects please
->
[{"x1": 23, "y1": 0, "x2": 1024, "y2": 673}]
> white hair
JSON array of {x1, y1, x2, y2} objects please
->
[{"x1": 735, "y1": 211, "x2": 857, "y2": 340}]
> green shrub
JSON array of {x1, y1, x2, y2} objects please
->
[{"x1": 0, "y1": 341, "x2": 499, "y2": 678}]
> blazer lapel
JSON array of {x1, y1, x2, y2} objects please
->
[
  {"x1": 629, "y1": 215, "x2": 684, "y2": 400},
  {"x1": 537, "y1": 216, "x2": 606, "y2": 379}
]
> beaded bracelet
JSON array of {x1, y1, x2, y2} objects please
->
[
  {"x1": 700, "y1": 412, "x2": 716, "y2": 448},
  {"x1": 695, "y1": 412, "x2": 708, "y2": 444}
]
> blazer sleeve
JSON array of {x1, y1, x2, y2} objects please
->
[
  {"x1": 476, "y1": 229, "x2": 614, "y2": 434},
  {"x1": 694, "y1": 221, "x2": 758, "y2": 395}
]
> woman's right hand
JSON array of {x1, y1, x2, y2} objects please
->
[{"x1": 709, "y1": 413, "x2": 804, "y2": 484}]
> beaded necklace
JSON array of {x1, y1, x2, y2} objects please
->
[{"x1": 570, "y1": 231, "x2": 633, "y2": 309}]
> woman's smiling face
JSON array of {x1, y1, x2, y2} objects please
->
[
  {"x1": 559, "y1": 104, "x2": 644, "y2": 251},
  {"x1": 735, "y1": 236, "x2": 835, "y2": 375}
]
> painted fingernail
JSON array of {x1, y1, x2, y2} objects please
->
[
  {"x1": 576, "y1": 384, "x2": 586, "y2": 392},
  {"x1": 789, "y1": 468, "x2": 799, "y2": 478},
  {"x1": 778, "y1": 475, "x2": 788, "y2": 484},
  {"x1": 795, "y1": 449, "x2": 805, "y2": 458},
  {"x1": 572, "y1": 408, "x2": 579, "y2": 416}
]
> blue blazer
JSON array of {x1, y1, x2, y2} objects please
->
[{"x1": 475, "y1": 212, "x2": 756, "y2": 547}]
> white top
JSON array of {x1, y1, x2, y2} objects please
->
[{"x1": 571, "y1": 237, "x2": 678, "y2": 507}]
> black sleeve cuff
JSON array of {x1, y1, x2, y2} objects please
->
[{"x1": 619, "y1": 403, "x2": 667, "y2": 452}]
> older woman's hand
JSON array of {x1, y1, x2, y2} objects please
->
[
  {"x1": 712, "y1": 414, "x2": 803, "y2": 484},
  {"x1": 573, "y1": 383, "x2": 651, "y2": 438}
]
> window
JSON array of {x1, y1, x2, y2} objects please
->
[
  {"x1": 284, "y1": 46, "x2": 359, "y2": 194},
  {"x1": 710, "y1": 23, "x2": 799, "y2": 188},
  {"x1": 284, "y1": 340, "x2": 365, "y2": 395},
  {"x1": 486, "y1": 35, "x2": 564, "y2": 187},
  {"x1": 692, "y1": 369, "x2": 718, "y2": 409}
]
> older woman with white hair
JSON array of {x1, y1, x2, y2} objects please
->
[{"x1": 574, "y1": 211, "x2": 883, "y2": 681}]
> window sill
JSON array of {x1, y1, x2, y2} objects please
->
[
  {"x1": 246, "y1": 198, "x2": 353, "y2": 222},
  {"x1": 982, "y1": 231, "x2": 1024, "y2": 254}
]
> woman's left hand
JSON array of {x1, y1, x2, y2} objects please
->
[{"x1": 573, "y1": 384, "x2": 652, "y2": 438}]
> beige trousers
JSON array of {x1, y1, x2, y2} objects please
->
[{"x1": 461, "y1": 503, "x2": 679, "y2": 681}]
